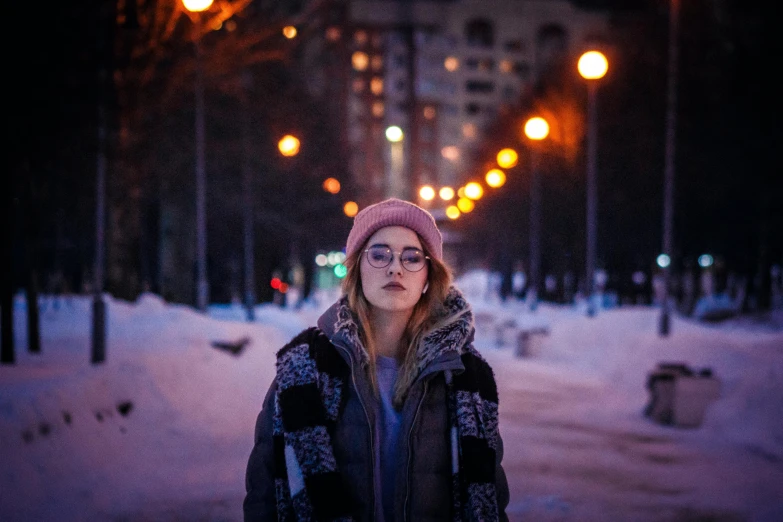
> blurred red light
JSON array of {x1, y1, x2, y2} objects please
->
[{"x1": 270, "y1": 277, "x2": 281, "y2": 289}]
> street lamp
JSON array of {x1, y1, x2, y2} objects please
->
[
  {"x1": 660, "y1": 0, "x2": 680, "y2": 336},
  {"x1": 578, "y1": 50, "x2": 608, "y2": 317},
  {"x1": 385, "y1": 125, "x2": 405, "y2": 199},
  {"x1": 183, "y1": 0, "x2": 214, "y2": 312},
  {"x1": 524, "y1": 116, "x2": 550, "y2": 311}
]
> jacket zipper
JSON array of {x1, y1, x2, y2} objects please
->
[
  {"x1": 403, "y1": 379, "x2": 428, "y2": 521},
  {"x1": 335, "y1": 344, "x2": 376, "y2": 519}
]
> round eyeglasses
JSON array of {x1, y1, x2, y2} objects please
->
[{"x1": 364, "y1": 245, "x2": 430, "y2": 272}]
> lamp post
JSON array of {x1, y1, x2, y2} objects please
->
[
  {"x1": 578, "y1": 50, "x2": 608, "y2": 317},
  {"x1": 385, "y1": 125, "x2": 405, "y2": 199},
  {"x1": 659, "y1": 0, "x2": 680, "y2": 336},
  {"x1": 183, "y1": 0, "x2": 213, "y2": 312},
  {"x1": 524, "y1": 116, "x2": 550, "y2": 311}
]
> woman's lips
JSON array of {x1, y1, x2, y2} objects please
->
[{"x1": 382, "y1": 282, "x2": 406, "y2": 291}]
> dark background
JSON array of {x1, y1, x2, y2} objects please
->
[{"x1": 5, "y1": 0, "x2": 781, "y2": 309}]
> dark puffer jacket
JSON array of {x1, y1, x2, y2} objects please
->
[{"x1": 244, "y1": 288, "x2": 509, "y2": 521}]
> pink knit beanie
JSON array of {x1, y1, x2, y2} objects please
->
[{"x1": 346, "y1": 198, "x2": 443, "y2": 261}]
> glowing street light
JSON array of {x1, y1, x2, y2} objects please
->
[
  {"x1": 524, "y1": 117, "x2": 550, "y2": 141},
  {"x1": 439, "y1": 186, "x2": 455, "y2": 201},
  {"x1": 496, "y1": 148, "x2": 518, "y2": 169},
  {"x1": 419, "y1": 185, "x2": 435, "y2": 201},
  {"x1": 278, "y1": 134, "x2": 300, "y2": 156},
  {"x1": 578, "y1": 50, "x2": 609, "y2": 317},
  {"x1": 344, "y1": 201, "x2": 359, "y2": 217},
  {"x1": 322, "y1": 177, "x2": 340, "y2": 194},
  {"x1": 445, "y1": 205, "x2": 461, "y2": 220},
  {"x1": 457, "y1": 197, "x2": 475, "y2": 213},
  {"x1": 464, "y1": 182, "x2": 483, "y2": 200},
  {"x1": 485, "y1": 169, "x2": 506, "y2": 188},
  {"x1": 282, "y1": 26, "x2": 297, "y2": 39},
  {"x1": 577, "y1": 51, "x2": 609, "y2": 80},
  {"x1": 385, "y1": 125, "x2": 404, "y2": 142},
  {"x1": 182, "y1": 0, "x2": 213, "y2": 12}
]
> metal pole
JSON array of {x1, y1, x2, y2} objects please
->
[
  {"x1": 529, "y1": 148, "x2": 541, "y2": 311},
  {"x1": 241, "y1": 76, "x2": 255, "y2": 322},
  {"x1": 585, "y1": 81, "x2": 598, "y2": 317},
  {"x1": 194, "y1": 22, "x2": 209, "y2": 312},
  {"x1": 659, "y1": 0, "x2": 680, "y2": 336},
  {"x1": 91, "y1": 32, "x2": 108, "y2": 363}
]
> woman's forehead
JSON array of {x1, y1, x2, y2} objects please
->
[{"x1": 366, "y1": 226, "x2": 422, "y2": 248}]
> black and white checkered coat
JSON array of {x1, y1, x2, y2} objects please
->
[{"x1": 244, "y1": 286, "x2": 509, "y2": 522}]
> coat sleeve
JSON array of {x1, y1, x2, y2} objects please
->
[
  {"x1": 495, "y1": 429, "x2": 510, "y2": 522},
  {"x1": 243, "y1": 378, "x2": 278, "y2": 522}
]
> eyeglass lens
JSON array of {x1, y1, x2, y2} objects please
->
[{"x1": 366, "y1": 246, "x2": 427, "y2": 272}]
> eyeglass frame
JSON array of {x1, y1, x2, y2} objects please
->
[{"x1": 362, "y1": 245, "x2": 431, "y2": 272}]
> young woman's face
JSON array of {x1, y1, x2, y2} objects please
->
[{"x1": 359, "y1": 226, "x2": 429, "y2": 315}]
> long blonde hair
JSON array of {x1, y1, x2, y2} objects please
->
[{"x1": 342, "y1": 234, "x2": 453, "y2": 408}]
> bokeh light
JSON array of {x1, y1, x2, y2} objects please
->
[
  {"x1": 457, "y1": 197, "x2": 475, "y2": 213},
  {"x1": 344, "y1": 201, "x2": 359, "y2": 217},
  {"x1": 496, "y1": 148, "x2": 518, "y2": 168},
  {"x1": 524, "y1": 117, "x2": 550, "y2": 141},
  {"x1": 485, "y1": 169, "x2": 506, "y2": 188},
  {"x1": 419, "y1": 185, "x2": 435, "y2": 201},
  {"x1": 278, "y1": 135, "x2": 300, "y2": 156},
  {"x1": 322, "y1": 177, "x2": 341, "y2": 194},
  {"x1": 578, "y1": 50, "x2": 609, "y2": 80},
  {"x1": 464, "y1": 182, "x2": 483, "y2": 200},
  {"x1": 439, "y1": 186, "x2": 455, "y2": 201},
  {"x1": 445, "y1": 206, "x2": 460, "y2": 220}
]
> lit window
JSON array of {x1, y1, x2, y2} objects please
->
[
  {"x1": 370, "y1": 77, "x2": 384, "y2": 95},
  {"x1": 423, "y1": 106, "x2": 436, "y2": 120},
  {"x1": 372, "y1": 102, "x2": 385, "y2": 118},
  {"x1": 352, "y1": 52, "x2": 369, "y2": 71},
  {"x1": 371, "y1": 55, "x2": 383, "y2": 70},
  {"x1": 354, "y1": 30, "x2": 368, "y2": 46},
  {"x1": 444, "y1": 56, "x2": 459, "y2": 72},
  {"x1": 441, "y1": 146, "x2": 460, "y2": 161}
]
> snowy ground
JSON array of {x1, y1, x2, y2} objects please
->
[{"x1": 1, "y1": 273, "x2": 782, "y2": 521}]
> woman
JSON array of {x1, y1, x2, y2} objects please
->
[{"x1": 244, "y1": 198, "x2": 509, "y2": 522}]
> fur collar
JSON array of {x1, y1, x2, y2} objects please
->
[{"x1": 317, "y1": 285, "x2": 475, "y2": 376}]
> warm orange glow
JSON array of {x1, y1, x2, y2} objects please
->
[
  {"x1": 352, "y1": 51, "x2": 369, "y2": 71},
  {"x1": 282, "y1": 26, "x2": 297, "y2": 39},
  {"x1": 419, "y1": 185, "x2": 436, "y2": 201},
  {"x1": 446, "y1": 206, "x2": 461, "y2": 219},
  {"x1": 485, "y1": 169, "x2": 506, "y2": 188},
  {"x1": 457, "y1": 197, "x2": 475, "y2": 213},
  {"x1": 182, "y1": 0, "x2": 213, "y2": 12},
  {"x1": 441, "y1": 146, "x2": 460, "y2": 161},
  {"x1": 322, "y1": 178, "x2": 341, "y2": 194},
  {"x1": 278, "y1": 135, "x2": 300, "y2": 156},
  {"x1": 370, "y1": 77, "x2": 383, "y2": 95},
  {"x1": 423, "y1": 106, "x2": 436, "y2": 120},
  {"x1": 344, "y1": 201, "x2": 359, "y2": 217},
  {"x1": 325, "y1": 27, "x2": 341, "y2": 41},
  {"x1": 496, "y1": 148, "x2": 518, "y2": 168},
  {"x1": 439, "y1": 186, "x2": 455, "y2": 201},
  {"x1": 444, "y1": 56, "x2": 459, "y2": 72},
  {"x1": 457, "y1": 186, "x2": 466, "y2": 199},
  {"x1": 279, "y1": 282, "x2": 289, "y2": 293},
  {"x1": 578, "y1": 51, "x2": 608, "y2": 80},
  {"x1": 464, "y1": 182, "x2": 483, "y2": 200},
  {"x1": 524, "y1": 117, "x2": 550, "y2": 141},
  {"x1": 372, "y1": 102, "x2": 384, "y2": 118}
]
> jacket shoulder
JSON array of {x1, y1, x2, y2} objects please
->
[{"x1": 275, "y1": 327, "x2": 331, "y2": 359}]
